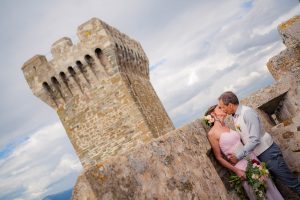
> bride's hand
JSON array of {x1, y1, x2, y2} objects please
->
[
  {"x1": 228, "y1": 153, "x2": 238, "y2": 164},
  {"x1": 235, "y1": 169, "x2": 246, "y2": 180}
]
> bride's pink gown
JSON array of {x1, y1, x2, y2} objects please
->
[{"x1": 219, "y1": 130, "x2": 284, "y2": 200}]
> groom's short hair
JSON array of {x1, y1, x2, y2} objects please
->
[{"x1": 218, "y1": 91, "x2": 239, "y2": 105}]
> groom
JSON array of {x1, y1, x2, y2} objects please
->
[{"x1": 218, "y1": 91, "x2": 300, "y2": 196}]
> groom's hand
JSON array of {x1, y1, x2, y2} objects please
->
[{"x1": 228, "y1": 153, "x2": 238, "y2": 164}]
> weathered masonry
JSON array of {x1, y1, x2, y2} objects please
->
[{"x1": 22, "y1": 18, "x2": 174, "y2": 169}]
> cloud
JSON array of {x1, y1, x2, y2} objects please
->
[
  {"x1": 0, "y1": 123, "x2": 82, "y2": 200},
  {"x1": 224, "y1": 71, "x2": 261, "y2": 92},
  {"x1": 252, "y1": 6, "x2": 300, "y2": 37}
]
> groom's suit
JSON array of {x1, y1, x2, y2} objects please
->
[
  {"x1": 233, "y1": 105, "x2": 300, "y2": 196},
  {"x1": 233, "y1": 105, "x2": 273, "y2": 158}
]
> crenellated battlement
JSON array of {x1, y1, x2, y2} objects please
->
[
  {"x1": 22, "y1": 18, "x2": 150, "y2": 110},
  {"x1": 51, "y1": 37, "x2": 73, "y2": 58},
  {"x1": 22, "y1": 18, "x2": 174, "y2": 168}
]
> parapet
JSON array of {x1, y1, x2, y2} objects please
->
[
  {"x1": 51, "y1": 37, "x2": 73, "y2": 58},
  {"x1": 72, "y1": 119, "x2": 232, "y2": 200},
  {"x1": 278, "y1": 15, "x2": 300, "y2": 48},
  {"x1": 77, "y1": 17, "x2": 109, "y2": 43},
  {"x1": 267, "y1": 15, "x2": 300, "y2": 81},
  {"x1": 22, "y1": 55, "x2": 58, "y2": 108}
]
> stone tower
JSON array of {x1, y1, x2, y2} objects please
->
[{"x1": 22, "y1": 18, "x2": 174, "y2": 169}]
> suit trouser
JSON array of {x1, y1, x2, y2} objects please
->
[{"x1": 258, "y1": 142, "x2": 300, "y2": 196}]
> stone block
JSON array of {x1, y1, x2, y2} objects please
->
[
  {"x1": 278, "y1": 16, "x2": 300, "y2": 48},
  {"x1": 51, "y1": 37, "x2": 73, "y2": 58}
]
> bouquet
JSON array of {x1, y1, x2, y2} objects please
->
[
  {"x1": 229, "y1": 159, "x2": 270, "y2": 200},
  {"x1": 246, "y1": 159, "x2": 270, "y2": 199},
  {"x1": 203, "y1": 114, "x2": 215, "y2": 127}
]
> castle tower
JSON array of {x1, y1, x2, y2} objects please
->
[{"x1": 22, "y1": 18, "x2": 174, "y2": 169}]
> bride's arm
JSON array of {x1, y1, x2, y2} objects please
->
[{"x1": 208, "y1": 132, "x2": 245, "y2": 179}]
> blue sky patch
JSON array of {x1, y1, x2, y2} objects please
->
[
  {"x1": 0, "y1": 136, "x2": 29, "y2": 159},
  {"x1": 242, "y1": 0, "x2": 253, "y2": 10},
  {"x1": 150, "y1": 59, "x2": 167, "y2": 71}
]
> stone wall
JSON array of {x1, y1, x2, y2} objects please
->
[
  {"x1": 57, "y1": 73, "x2": 155, "y2": 167},
  {"x1": 72, "y1": 120, "x2": 235, "y2": 200},
  {"x1": 124, "y1": 73, "x2": 174, "y2": 137},
  {"x1": 72, "y1": 173, "x2": 97, "y2": 200},
  {"x1": 268, "y1": 16, "x2": 300, "y2": 81}
]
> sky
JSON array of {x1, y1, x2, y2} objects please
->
[{"x1": 0, "y1": 0, "x2": 299, "y2": 199}]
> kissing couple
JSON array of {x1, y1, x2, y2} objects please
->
[{"x1": 205, "y1": 91, "x2": 300, "y2": 199}]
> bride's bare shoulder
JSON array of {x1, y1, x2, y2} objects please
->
[
  {"x1": 208, "y1": 128, "x2": 222, "y2": 142},
  {"x1": 207, "y1": 128, "x2": 216, "y2": 139}
]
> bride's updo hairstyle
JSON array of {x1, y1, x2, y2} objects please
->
[
  {"x1": 203, "y1": 104, "x2": 217, "y2": 129},
  {"x1": 205, "y1": 104, "x2": 217, "y2": 116}
]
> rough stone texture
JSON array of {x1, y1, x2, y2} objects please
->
[
  {"x1": 22, "y1": 18, "x2": 174, "y2": 169},
  {"x1": 278, "y1": 16, "x2": 300, "y2": 49},
  {"x1": 72, "y1": 120, "x2": 234, "y2": 200},
  {"x1": 243, "y1": 15, "x2": 300, "y2": 199},
  {"x1": 268, "y1": 16, "x2": 300, "y2": 81},
  {"x1": 72, "y1": 174, "x2": 97, "y2": 200}
]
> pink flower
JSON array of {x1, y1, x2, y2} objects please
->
[
  {"x1": 259, "y1": 176, "x2": 264, "y2": 182},
  {"x1": 251, "y1": 159, "x2": 260, "y2": 165},
  {"x1": 252, "y1": 174, "x2": 259, "y2": 180},
  {"x1": 204, "y1": 115, "x2": 215, "y2": 125},
  {"x1": 205, "y1": 115, "x2": 214, "y2": 122}
]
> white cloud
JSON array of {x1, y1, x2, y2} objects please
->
[
  {"x1": 0, "y1": 123, "x2": 82, "y2": 200},
  {"x1": 252, "y1": 1, "x2": 300, "y2": 35},
  {"x1": 224, "y1": 71, "x2": 261, "y2": 92},
  {"x1": 187, "y1": 70, "x2": 199, "y2": 86}
]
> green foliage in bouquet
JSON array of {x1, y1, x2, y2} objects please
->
[
  {"x1": 229, "y1": 159, "x2": 270, "y2": 200},
  {"x1": 229, "y1": 172, "x2": 247, "y2": 200}
]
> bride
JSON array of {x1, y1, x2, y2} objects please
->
[{"x1": 205, "y1": 104, "x2": 283, "y2": 200}]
